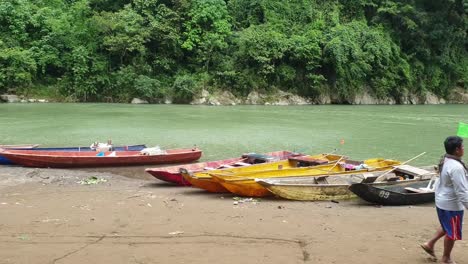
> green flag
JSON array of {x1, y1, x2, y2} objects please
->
[{"x1": 457, "y1": 122, "x2": 468, "y2": 137}]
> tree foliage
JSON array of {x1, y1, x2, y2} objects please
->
[{"x1": 0, "y1": 0, "x2": 465, "y2": 102}]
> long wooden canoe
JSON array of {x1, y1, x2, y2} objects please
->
[
  {"x1": 180, "y1": 153, "x2": 346, "y2": 193},
  {"x1": 256, "y1": 166, "x2": 435, "y2": 201},
  {"x1": 0, "y1": 148, "x2": 202, "y2": 168},
  {"x1": 0, "y1": 144, "x2": 147, "y2": 165},
  {"x1": 145, "y1": 150, "x2": 299, "y2": 186},
  {"x1": 209, "y1": 158, "x2": 401, "y2": 197}
]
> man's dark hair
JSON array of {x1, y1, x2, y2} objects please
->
[{"x1": 444, "y1": 136, "x2": 463, "y2": 155}]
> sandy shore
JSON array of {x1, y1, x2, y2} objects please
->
[{"x1": 0, "y1": 165, "x2": 467, "y2": 264}]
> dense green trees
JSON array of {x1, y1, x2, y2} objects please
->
[{"x1": 0, "y1": 0, "x2": 466, "y2": 103}]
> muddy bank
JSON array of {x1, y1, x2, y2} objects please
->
[{"x1": 0, "y1": 165, "x2": 467, "y2": 264}]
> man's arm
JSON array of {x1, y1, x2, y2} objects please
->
[{"x1": 451, "y1": 166, "x2": 468, "y2": 209}]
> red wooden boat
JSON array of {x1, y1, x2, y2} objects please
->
[
  {"x1": 0, "y1": 148, "x2": 202, "y2": 168},
  {"x1": 145, "y1": 150, "x2": 300, "y2": 186}
]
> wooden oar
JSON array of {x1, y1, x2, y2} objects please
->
[
  {"x1": 375, "y1": 152, "x2": 427, "y2": 182},
  {"x1": 325, "y1": 155, "x2": 347, "y2": 175}
]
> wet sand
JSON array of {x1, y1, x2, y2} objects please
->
[{"x1": 0, "y1": 166, "x2": 467, "y2": 264}]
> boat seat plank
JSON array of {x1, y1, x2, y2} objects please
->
[
  {"x1": 360, "y1": 176, "x2": 378, "y2": 183},
  {"x1": 386, "y1": 176, "x2": 400, "y2": 182},
  {"x1": 394, "y1": 165, "x2": 432, "y2": 177},
  {"x1": 289, "y1": 156, "x2": 329, "y2": 166},
  {"x1": 233, "y1": 162, "x2": 251, "y2": 166},
  {"x1": 218, "y1": 165, "x2": 234, "y2": 169},
  {"x1": 404, "y1": 187, "x2": 430, "y2": 193},
  {"x1": 242, "y1": 153, "x2": 278, "y2": 163},
  {"x1": 314, "y1": 176, "x2": 329, "y2": 184}
]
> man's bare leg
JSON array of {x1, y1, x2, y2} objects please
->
[
  {"x1": 441, "y1": 236, "x2": 455, "y2": 263},
  {"x1": 422, "y1": 227, "x2": 445, "y2": 258}
]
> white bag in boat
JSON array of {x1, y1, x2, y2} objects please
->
[
  {"x1": 140, "y1": 146, "x2": 166, "y2": 156},
  {"x1": 90, "y1": 142, "x2": 113, "y2": 152}
]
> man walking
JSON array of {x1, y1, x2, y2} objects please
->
[{"x1": 421, "y1": 136, "x2": 468, "y2": 263}]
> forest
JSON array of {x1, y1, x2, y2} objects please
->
[{"x1": 0, "y1": 0, "x2": 466, "y2": 103}]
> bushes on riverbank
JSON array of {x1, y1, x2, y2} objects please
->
[{"x1": 0, "y1": 0, "x2": 466, "y2": 103}]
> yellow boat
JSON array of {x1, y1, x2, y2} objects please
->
[
  {"x1": 209, "y1": 158, "x2": 401, "y2": 197},
  {"x1": 180, "y1": 153, "x2": 346, "y2": 193}
]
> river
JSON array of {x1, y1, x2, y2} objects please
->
[{"x1": 0, "y1": 103, "x2": 467, "y2": 165}]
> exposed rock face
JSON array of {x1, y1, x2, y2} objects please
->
[
  {"x1": 1, "y1": 94, "x2": 19, "y2": 103},
  {"x1": 190, "y1": 89, "x2": 211, "y2": 105},
  {"x1": 271, "y1": 90, "x2": 310, "y2": 105},
  {"x1": 352, "y1": 92, "x2": 396, "y2": 105},
  {"x1": 245, "y1": 91, "x2": 265, "y2": 105},
  {"x1": 400, "y1": 94, "x2": 418, "y2": 105},
  {"x1": 191, "y1": 89, "x2": 239, "y2": 106},
  {"x1": 216, "y1": 91, "x2": 241, "y2": 105},
  {"x1": 4, "y1": 87, "x2": 464, "y2": 105},
  {"x1": 424, "y1": 92, "x2": 446, "y2": 104},
  {"x1": 448, "y1": 88, "x2": 468, "y2": 104},
  {"x1": 315, "y1": 94, "x2": 331, "y2": 104},
  {"x1": 244, "y1": 90, "x2": 310, "y2": 105},
  {"x1": 131, "y1": 98, "x2": 149, "y2": 104},
  {"x1": 190, "y1": 88, "x2": 462, "y2": 105}
]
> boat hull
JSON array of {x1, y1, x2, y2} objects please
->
[
  {"x1": 0, "y1": 148, "x2": 201, "y2": 168},
  {"x1": 182, "y1": 174, "x2": 230, "y2": 193},
  {"x1": 0, "y1": 144, "x2": 146, "y2": 165},
  {"x1": 348, "y1": 181, "x2": 435, "y2": 205},
  {"x1": 180, "y1": 153, "x2": 346, "y2": 193},
  {"x1": 0, "y1": 144, "x2": 41, "y2": 165},
  {"x1": 212, "y1": 176, "x2": 273, "y2": 197},
  {"x1": 146, "y1": 151, "x2": 298, "y2": 186},
  {"x1": 209, "y1": 159, "x2": 401, "y2": 197},
  {"x1": 260, "y1": 183, "x2": 356, "y2": 201}
]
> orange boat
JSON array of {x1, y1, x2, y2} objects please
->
[{"x1": 0, "y1": 148, "x2": 202, "y2": 168}]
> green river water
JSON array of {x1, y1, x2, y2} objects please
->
[{"x1": 0, "y1": 103, "x2": 467, "y2": 165}]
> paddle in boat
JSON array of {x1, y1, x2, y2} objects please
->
[
  {"x1": 179, "y1": 153, "x2": 347, "y2": 193},
  {"x1": 255, "y1": 165, "x2": 435, "y2": 201},
  {"x1": 208, "y1": 158, "x2": 401, "y2": 197},
  {"x1": 145, "y1": 150, "x2": 300, "y2": 186},
  {"x1": 0, "y1": 147, "x2": 202, "y2": 168}
]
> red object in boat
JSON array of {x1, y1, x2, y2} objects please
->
[
  {"x1": 145, "y1": 150, "x2": 299, "y2": 186},
  {"x1": 0, "y1": 148, "x2": 202, "y2": 168}
]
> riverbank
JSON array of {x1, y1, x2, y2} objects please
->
[
  {"x1": 2, "y1": 87, "x2": 468, "y2": 105},
  {"x1": 0, "y1": 165, "x2": 467, "y2": 264}
]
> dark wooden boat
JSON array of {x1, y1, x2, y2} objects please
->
[
  {"x1": 0, "y1": 148, "x2": 202, "y2": 168},
  {"x1": 145, "y1": 151, "x2": 299, "y2": 186},
  {"x1": 348, "y1": 180, "x2": 435, "y2": 205},
  {"x1": 0, "y1": 144, "x2": 146, "y2": 165}
]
